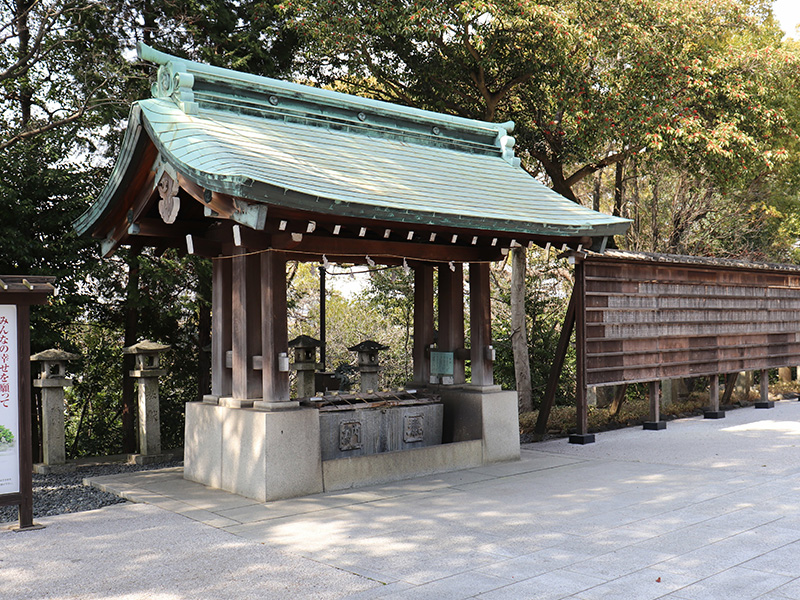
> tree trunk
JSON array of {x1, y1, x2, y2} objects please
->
[
  {"x1": 613, "y1": 159, "x2": 625, "y2": 217},
  {"x1": 609, "y1": 384, "x2": 628, "y2": 417},
  {"x1": 629, "y1": 159, "x2": 641, "y2": 250},
  {"x1": 122, "y1": 248, "x2": 141, "y2": 454},
  {"x1": 592, "y1": 169, "x2": 603, "y2": 212},
  {"x1": 650, "y1": 179, "x2": 660, "y2": 252},
  {"x1": 511, "y1": 246, "x2": 533, "y2": 413},
  {"x1": 16, "y1": 0, "x2": 32, "y2": 126}
]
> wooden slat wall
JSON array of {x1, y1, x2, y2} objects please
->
[{"x1": 583, "y1": 257, "x2": 800, "y2": 386}]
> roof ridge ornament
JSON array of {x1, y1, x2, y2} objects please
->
[
  {"x1": 136, "y1": 42, "x2": 512, "y2": 148},
  {"x1": 143, "y1": 46, "x2": 198, "y2": 115},
  {"x1": 496, "y1": 128, "x2": 521, "y2": 168}
]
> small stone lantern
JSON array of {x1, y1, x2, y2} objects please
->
[
  {"x1": 288, "y1": 335, "x2": 322, "y2": 398},
  {"x1": 348, "y1": 340, "x2": 389, "y2": 393},
  {"x1": 123, "y1": 340, "x2": 170, "y2": 461},
  {"x1": 31, "y1": 349, "x2": 79, "y2": 471}
]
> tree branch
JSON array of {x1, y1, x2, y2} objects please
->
[{"x1": 565, "y1": 148, "x2": 643, "y2": 188}]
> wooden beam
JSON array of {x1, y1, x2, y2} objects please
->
[
  {"x1": 649, "y1": 381, "x2": 660, "y2": 422},
  {"x1": 211, "y1": 258, "x2": 232, "y2": 398},
  {"x1": 128, "y1": 218, "x2": 199, "y2": 238},
  {"x1": 469, "y1": 262, "x2": 493, "y2": 386},
  {"x1": 261, "y1": 252, "x2": 290, "y2": 402},
  {"x1": 534, "y1": 290, "x2": 576, "y2": 441},
  {"x1": 570, "y1": 258, "x2": 594, "y2": 443},
  {"x1": 231, "y1": 252, "x2": 262, "y2": 402},
  {"x1": 18, "y1": 306, "x2": 33, "y2": 528},
  {"x1": 178, "y1": 173, "x2": 267, "y2": 230},
  {"x1": 412, "y1": 265, "x2": 434, "y2": 386},
  {"x1": 186, "y1": 234, "x2": 223, "y2": 258},
  {"x1": 438, "y1": 263, "x2": 465, "y2": 384},
  {"x1": 271, "y1": 233, "x2": 504, "y2": 264}
]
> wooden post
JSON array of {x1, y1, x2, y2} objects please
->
[
  {"x1": 705, "y1": 375, "x2": 725, "y2": 419},
  {"x1": 438, "y1": 263, "x2": 465, "y2": 385},
  {"x1": 643, "y1": 381, "x2": 666, "y2": 430},
  {"x1": 412, "y1": 264, "x2": 434, "y2": 386},
  {"x1": 231, "y1": 252, "x2": 262, "y2": 404},
  {"x1": 755, "y1": 369, "x2": 774, "y2": 408},
  {"x1": 17, "y1": 306, "x2": 33, "y2": 528},
  {"x1": 260, "y1": 252, "x2": 290, "y2": 403},
  {"x1": 469, "y1": 263, "x2": 493, "y2": 387},
  {"x1": 211, "y1": 257, "x2": 232, "y2": 399},
  {"x1": 569, "y1": 258, "x2": 594, "y2": 444},
  {"x1": 534, "y1": 290, "x2": 576, "y2": 441}
]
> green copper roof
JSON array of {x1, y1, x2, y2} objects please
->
[{"x1": 76, "y1": 44, "x2": 630, "y2": 240}]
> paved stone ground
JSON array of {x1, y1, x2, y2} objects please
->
[{"x1": 4, "y1": 400, "x2": 800, "y2": 599}]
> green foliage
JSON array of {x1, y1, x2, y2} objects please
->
[
  {"x1": 135, "y1": 251, "x2": 211, "y2": 449},
  {"x1": 64, "y1": 324, "x2": 124, "y2": 458},
  {"x1": 0, "y1": 425, "x2": 14, "y2": 446},
  {"x1": 492, "y1": 249, "x2": 575, "y2": 408},
  {"x1": 281, "y1": 0, "x2": 800, "y2": 201},
  {"x1": 287, "y1": 263, "x2": 414, "y2": 391}
]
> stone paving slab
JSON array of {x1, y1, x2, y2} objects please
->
[{"x1": 5, "y1": 400, "x2": 800, "y2": 599}]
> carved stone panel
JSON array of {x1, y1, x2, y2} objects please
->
[
  {"x1": 339, "y1": 421, "x2": 363, "y2": 451},
  {"x1": 403, "y1": 414, "x2": 424, "y2": 443}
]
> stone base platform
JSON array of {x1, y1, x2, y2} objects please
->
[{"x1": 184, "y1": 386, "x2": 520, "y2": 502}]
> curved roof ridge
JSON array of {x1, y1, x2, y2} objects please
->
[{"x1": 137, "y1": 43, "x2": 515, "y2": 156}]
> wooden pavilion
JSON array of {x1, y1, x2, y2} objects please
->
[{"x1": 77, "y1": 44, "x2": 629, "y2": 500}]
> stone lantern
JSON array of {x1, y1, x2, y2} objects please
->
[
  {"x1": 288, "y1": 335, "x2": 322, "y2": 398},
  {"x1": 30, "y1": 349, "x2": 79, "y2": 472},
  {"x1": 348, "y1": 340, "x2": 389, "y2": 393},
  {"x1": 123, "y1": 340, "x2": 170, "y2": 461}
]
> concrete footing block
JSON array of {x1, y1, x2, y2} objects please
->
[
  {"x1": 704, "y1": 410, "x2": 726, "y2": 419},
  {"x1": 569, "y1": 433, "x2": 596, "y2": 445},
  {"x1": 33, "y1": 463, "x2": 76, "y2": 475},
  {"x1": 128, "y1": 453, "x2": 173, "y2": 466},
  {"x1": 755, "y1": 401, "x2": 775, "y2": 409},
  {"x1": 643, "y1": 421, "x2": 667, "y2": 431},
  {"x1": 439, "y1": 386, "x2": 520, "y2": 463},
  {"x1": 184, "y1": 402, "x2": 323, "y2": 502}
]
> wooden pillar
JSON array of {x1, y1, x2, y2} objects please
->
[
  {"x1": 469, "y1": 263, "x2": 493, "y2": 387},
  {"x1": 755, "y1": 369, "x2": 774, "y2": 408},
  {"x1": 231, "y1": 251, "x2": 262, "y2": 403},
  {"x1": 211, "y1": 257, "x2": 232, "y2": 399},
  {"x1": 569, "y1": 258, "x2": 594, "y2": 444},
  {"x1": 643, "y1": 381, "x2": 666, "y2": 430},
  {"x1": 412, "y1": 264, "x2": 434, "y2": 386},
  {"x1": 705, "y1": 375, "x2": 725, "y2": 419},
  {"x1": 438, "y1": 263, "x2": 465, "y2": 385},
  {"x1": 260, "y1": 252, "x2": 290, "y2": 403}
]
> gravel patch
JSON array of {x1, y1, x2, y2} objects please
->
[{"x1": 0, "y1": 460, "x2": 182, "y2": 524}]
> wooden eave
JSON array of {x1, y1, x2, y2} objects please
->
[{"x1": 0, "y1": 275, "x2": 56, "y2": 305}]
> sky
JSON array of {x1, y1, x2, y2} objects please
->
[{"x1": 774, "y1": 0, "x2": 800, "y2": 37}]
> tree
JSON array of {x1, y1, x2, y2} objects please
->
[
  {"x1": 2, "y1": 0, "x2": 301, "y2": 455},
  {"x1": 280, "y1": 0, "x2": 800, "y2": 202}
]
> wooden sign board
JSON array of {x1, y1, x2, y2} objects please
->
[
  {"x1": 0, "y1": 276, "x2": 54, "y2": 529},
  {"x1": 0, "y1": 305, "x2": 20, "y2": 496},
  {"x1": 576, "y1": 252, "x2": 800, "y2": 387},
  {"x1": 430, "y1": 351, "x2": 454, "y2": 376}
]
